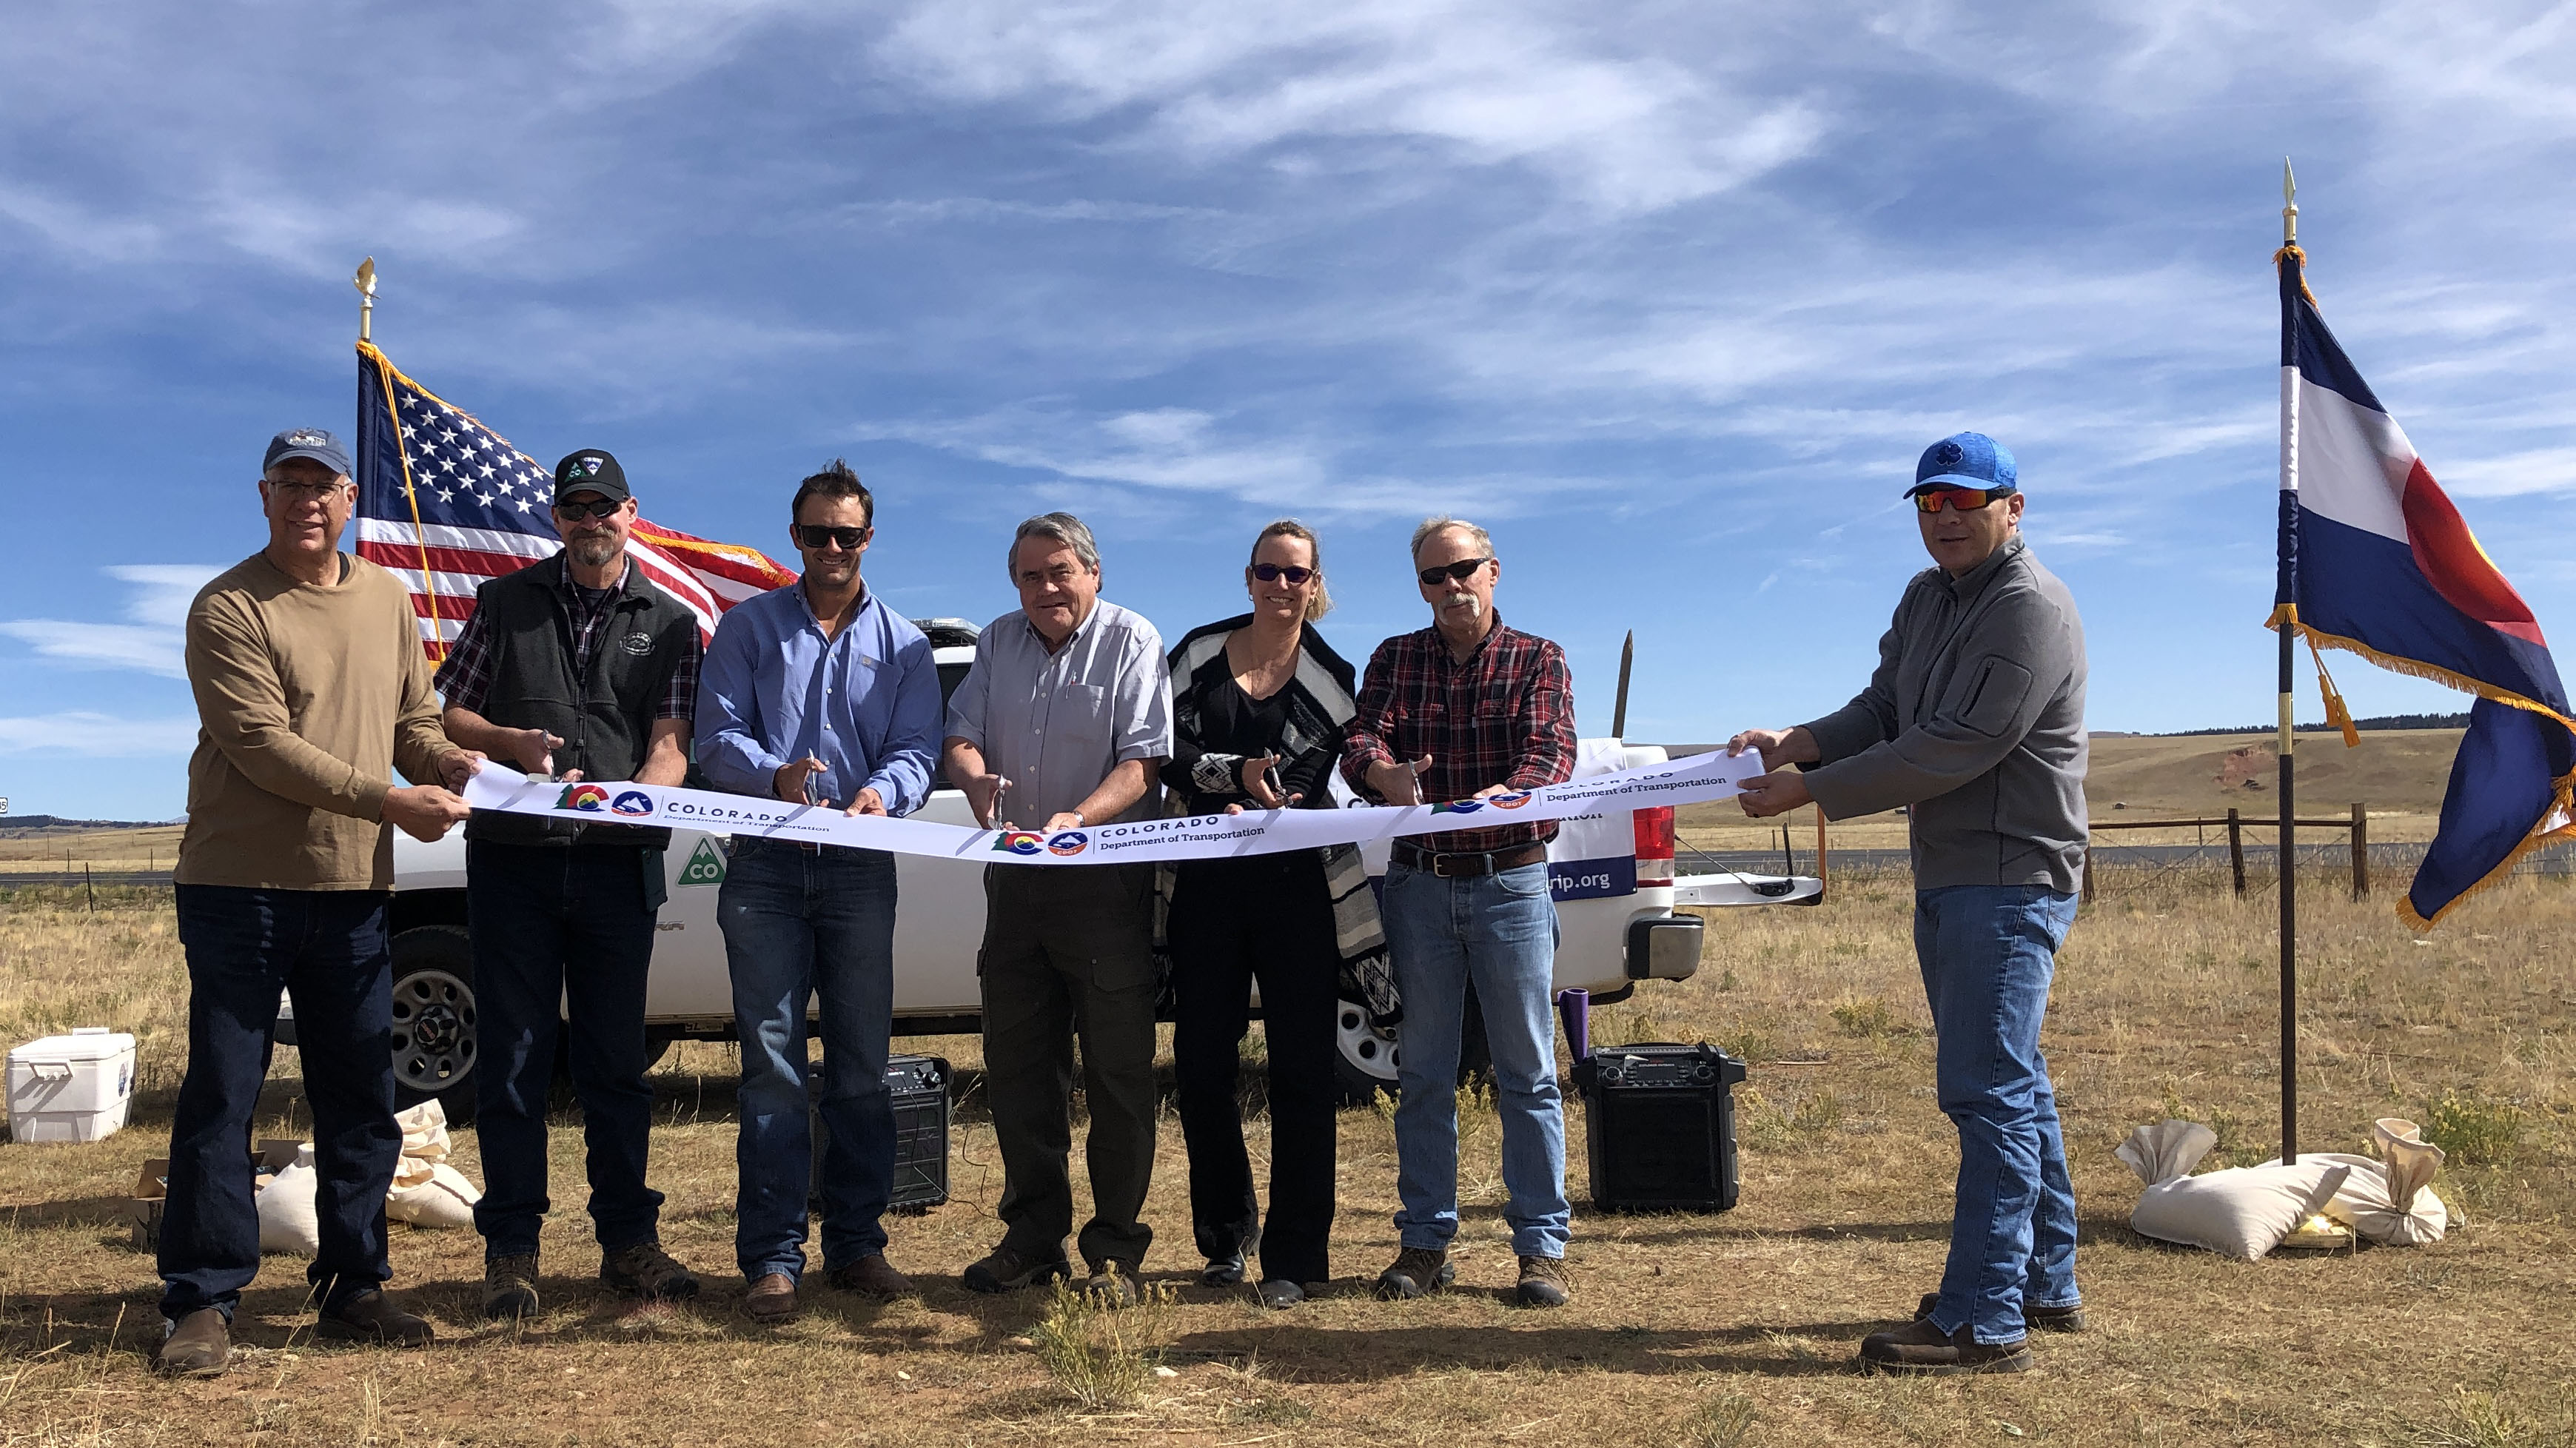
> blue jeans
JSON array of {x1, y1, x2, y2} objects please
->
[
  {"x1": 466, "y1": 841, "x2": 664, "y2": 1261},
  {"x1": 161, "y1": 885, "x2": 400, "y2": 1321},
  {"x1": 1914, "y1": 884, "x2": 2082, "y2": 1345},
  {"x1": 719, "y1": 838, "x2": 899, "y2": 1282},
  {"x1": 1381, "y1": 860, "x2": 1569, "y2": 1259}
]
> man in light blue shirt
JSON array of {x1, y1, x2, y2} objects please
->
[{"x1": 695, "y1": 460, "x2": 940, "y2": 1321}]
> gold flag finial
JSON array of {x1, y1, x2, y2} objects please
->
[
  {"x1": 2281, "y1": 159, "x2": 2298, "y2": 246},
  {"x1": 354, "y1": 257, "x2": 378, "y2": 343}
]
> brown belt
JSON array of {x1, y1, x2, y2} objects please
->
[{"x1": 1391, "y1": 840, "x2": 1548, "y2": 878}]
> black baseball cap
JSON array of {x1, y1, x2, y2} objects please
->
[
  {"x1": 552, "y1": 449, "x2": 630, "y2": 504},
  {"x1": 264, "y1": 427, "x2": 351, "y2": 478}
]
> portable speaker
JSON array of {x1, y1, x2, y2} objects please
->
[
  {"x1": 807, "y1": 1053, "x2": 951, "y2": 1213},
  {"x1": 1572, "y1": 1042, "x2": 1746, "y2": 1213}
]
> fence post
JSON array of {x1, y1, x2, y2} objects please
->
[
  {"x1": 85, "y1": 862, "x2": 95, "y2": 912},
  {"x1": 2351, "y1": 802, "x2": 2368, "y2": 900},
  {"x1": 2082, "y1": 846, "x2": 2096, "y2": 905},
  {"x1": 2227, "y1": 808, "x2": 2246, "y2": 896},
  {"x1": 1814, "y1": 809, "x2": 1829, "y2": 903}
]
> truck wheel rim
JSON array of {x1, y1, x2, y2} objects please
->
[
  {"x1": 391, "y1": 968, "x2": 476, "y2": 1093},
  {"x1": 1335, "y1": 1003, "x2": 1400, "y2": 1084}
]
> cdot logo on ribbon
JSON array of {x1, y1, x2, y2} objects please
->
[
  {"x1": 1487, "y1": 791, "x2": 1534, "y2": 810},
  {"x1": 990, "y1": 831, "x2": 1045, "y2": 856},
  {"x1": 558, "y1": 783, "x2": 611, "y2": 811},
  {"x1": 609, "y1": 790, "x2": 656, "y2": 817},
  {"x1": 1045, "y1": 831, "x2": 1090, "y2": 857}
]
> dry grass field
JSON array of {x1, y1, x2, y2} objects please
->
[{"x1": 3, "y1": 862, "x2": 2572, "y2": 1447}]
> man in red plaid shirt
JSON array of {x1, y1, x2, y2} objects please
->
[{"x1": 1342, "y1": 516, "x2": 1577, "y2": 1309}]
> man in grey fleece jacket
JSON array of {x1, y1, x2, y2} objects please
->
[{"x1": 1731, "y1": 431, "x2": 2087, "y2": 1378}]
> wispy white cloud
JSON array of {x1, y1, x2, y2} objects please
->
[
  {"x1": 0, "y1": 711, "x2": 198, "y2": 757},
  {"x1": 0, "y1": 564, "x2": 224, "y2": 678}
]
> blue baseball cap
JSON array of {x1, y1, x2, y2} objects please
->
[
  {"x1": 1906, "y1": 432, "x2": 2016, "y2": 496},
  {"x1": 264, "y1": 427, "x2": 352, "y2": 479}
]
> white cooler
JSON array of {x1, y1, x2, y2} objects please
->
[{"x1": 7, "y1": 1028, "x2": 137, "y2": 1143}]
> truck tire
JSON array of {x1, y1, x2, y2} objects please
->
[
  {"x1": 1333, "y1": 999, "x2": 1400, "y2": 1107},
  {"x1": 389, "y1": 925, "x2": 480, "y2": 1124}
]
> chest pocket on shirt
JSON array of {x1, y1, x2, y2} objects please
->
[
  {"x1": 1058, "y1": 683, "x2": 1107, "y2": 723},
  {"x1": 1957, "y1": 657, "x2": 2036, "y2": 738}
]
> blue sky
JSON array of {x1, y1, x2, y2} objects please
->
[{"x1": 7, "y1": 1, "x2": 2575, "y2": 821}]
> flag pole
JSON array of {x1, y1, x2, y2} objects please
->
[
  {"x1": 355, "y1": 257, "x2": 376, "y2": 343},
  {"x1": 2277, "y1": 161, "x2": 2301, "y2": 1166}
]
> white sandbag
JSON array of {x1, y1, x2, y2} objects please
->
[
  {"x1": 386, "y1": 1162, "x2": 480, "y2": 1228},
  {"x1": 256, "y1": 1147, "x2": 322, "y2": 1256},
  {"x1": 2120, "y1": 1120, "x2": 2352, "y2": 1261},
  {"x1": 389, "y1": 1099, "x2": 455, "y2": 1191},
  {"x1": 2258, "y1": 1119, "x2": 2448, "y2": 1247}
]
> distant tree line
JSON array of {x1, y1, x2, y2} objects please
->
[{"x1": 2152, "y1": 711, "x2": 2470, "y2": 737}]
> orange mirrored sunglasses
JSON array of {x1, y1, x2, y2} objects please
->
[{"x1": 1912, "y1": 486, "x2": 2015, "y2": 514}]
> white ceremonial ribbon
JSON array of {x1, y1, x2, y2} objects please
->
[{"x1": 460, "y1": 747, "x2": 1765, "y2": 866}]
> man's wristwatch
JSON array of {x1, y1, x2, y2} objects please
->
[{"x1": 1069, "y1": 811, "x2": 1087, "y2": 827}]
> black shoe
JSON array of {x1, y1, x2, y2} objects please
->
[
  {"x1": 1081, "y1": 1261, "x2": 1140, "y2": 1307},
  {"x1": 601, "y1": 1240, "x2": 701, "y2": 1301},
  {"x1": 483, "y1": 1254, "x2": 542, "y2": 1320},
  {"x1": 1254, "y1": 1279, "x2": 1306, "y2": 1310},
  {"x1": 1200, "y1": 1250, "x2": 1247, "y2": 1287},
  {"x1": 316, "y1": 1289, "x2": 435, "y2": 1346},
  {"x1": 962, "y1": 1243, "x2": 1073, "y2": 1295},
  {"x1": 1915, "y1": 1291, "x2": 2087, "y2": 1334},
  {"x1": 1375, "y1": 1247, "x2": 1454, "y2": 1301}
]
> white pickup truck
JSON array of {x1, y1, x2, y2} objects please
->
[{"x1": 366, "y1": 617, "x2": 1817, "y2": 1119}]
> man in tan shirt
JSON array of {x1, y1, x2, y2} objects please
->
[{"x1": 155, "y1": 428, "x2": 474, "y2": 1378}]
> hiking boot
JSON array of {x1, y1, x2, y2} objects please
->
[
  {"x1": 1374, "y1": 1247, "x2": 1454, "y2": 1301},
  {"x1": 743, "y1": 1273, "x2": 799, "y2": 1321},
  {"x1": 600, "y1": 1241, "x2": 700, "y2": 1302},
  {"x1": 1515, "y1": 1255, "x2": 1572, "y2": 1309},
  {"x1": 315, "y1": 1289, "x2": 435, "y2": 1347},
  {"x1": 962, "y1": 1242, "x2": 1073, "y2": 1295},
  {"x1": 155, "y1": 1308, "x2": 229, "y2": 1377},
  {"x1": 1254, "y1": 1279, "x2": 1307, "y2": 1310},
  {"x1": 1200, "y1": 1249, "x2": 1248, "y2": 1287},
  {"x1": 1916, "y1": 1291, "x2": 2087, "y2": 1334},
  {"x1": 483, "y1": 1254, "x2": 542, "y2": 1320},
  {"x1": 1859, "y1": 1318, "x2": 2032, "y2": 1376},
  {"x1": 1081, "y1": 1261, "x2": 1139, "y2": 1307},
  {"x1": 827, "y1": 1254, "x2": 916, "y2": 1298}
]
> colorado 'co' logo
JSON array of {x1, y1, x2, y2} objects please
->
[
  {"x1": 1430, "y1": 800, "x2": 1484, "y2": 815},
  {"x1": 990, "y1": 831, "x2": 1044, "y2": 856},
  {"x1": 559, "y1": 783, "x2": 611, "y2": 811},
  {"x1": 609, "y1": 790, "x2": 655, "y2": 817},
  {"x1": 1046, "y1": 831, "x2": 1090, "y2": 857}
]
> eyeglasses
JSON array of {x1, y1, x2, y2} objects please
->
[
  {"x1": 795, "y1": 524, "x2": 870, "y2": 552},
  {"x1": 1250, "y1": 563, "x2": 1315, "y2": 585},
  {"x1": 266, "y1": 478, "x2": 348, "y2": 502},
  {"x1": 1416, "y1": 557, "x2": 1492, "y2": 587},
  {"x1": 553, "y1": 497, "x2": 624, "y2": 520},
  {"x1": 1913, "y1": 486, "x2": 2014, "y2": 514}
]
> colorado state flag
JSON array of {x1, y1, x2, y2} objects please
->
[{"x1": 2272, "y1": 244, "x2": 2576, "y2": 927}]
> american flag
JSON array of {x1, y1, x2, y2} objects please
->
[{"x1": 354, "y1": 341, "x2": 796, "y2": 660}]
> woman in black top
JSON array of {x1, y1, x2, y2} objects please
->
[{"x1": 1161, "y1": 520, "x2": 1358, "y2": 1307}]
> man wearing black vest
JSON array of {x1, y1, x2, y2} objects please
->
[{"x1": 435, "y1": 449, "x2": 704, "y2": 1318}]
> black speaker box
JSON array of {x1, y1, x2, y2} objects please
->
[
  {"x1": 1572, "y1": 1042, "x2": 1746, "y2": 1213},
  {"x1": 807, "y1": 1053, "x2": 951, "y2": 1213}
]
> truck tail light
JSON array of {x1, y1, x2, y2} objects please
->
[{"x1": 1633, "y1": 805, "x2": 1675, "y2": 885}]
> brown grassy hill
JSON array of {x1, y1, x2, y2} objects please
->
[{"x1": 2084, "y1": 728, "x2": 2460, "y2": 818}]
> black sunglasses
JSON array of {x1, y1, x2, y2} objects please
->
[
  {"x1": 1250, "y1": 563, "x2": 1315, "y2": 584},
  {"x1": 796, "y1": 524, "x2": 870, "y2": 552},
  {"x1": 1416, "y1": 557, "x2": 1492, "y2": 587},
  {"x1": 553, "y1": 497, "x2": 623, "y2": 520}
]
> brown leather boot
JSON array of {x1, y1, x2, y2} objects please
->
[
  {"x1": 601, "y1": 1241, "x2": 701, "y2": 1301},
  {"x1": 1916, "y1": 1291, "x2": 2087, "y2": 1333},
  {"x1": 483, "y1": 1254, "x2": 542, "y2": 1321},
  {"x1": 154, "y1": 1308, "x2": 230, "y2": 1377},
  {"x1": 742, "y1": 1272, "x2": 800, "y2": 1321},
  {"x1": 1373, "y1": 1247, "x2": 1454, "y2": 1301},
  {"x1": 827, "y1": 1254, "x2": 916, "y2": 1298},
  {"x1": 1859, "y1": 1317, "x2": 2032, "y2": 1375}
]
